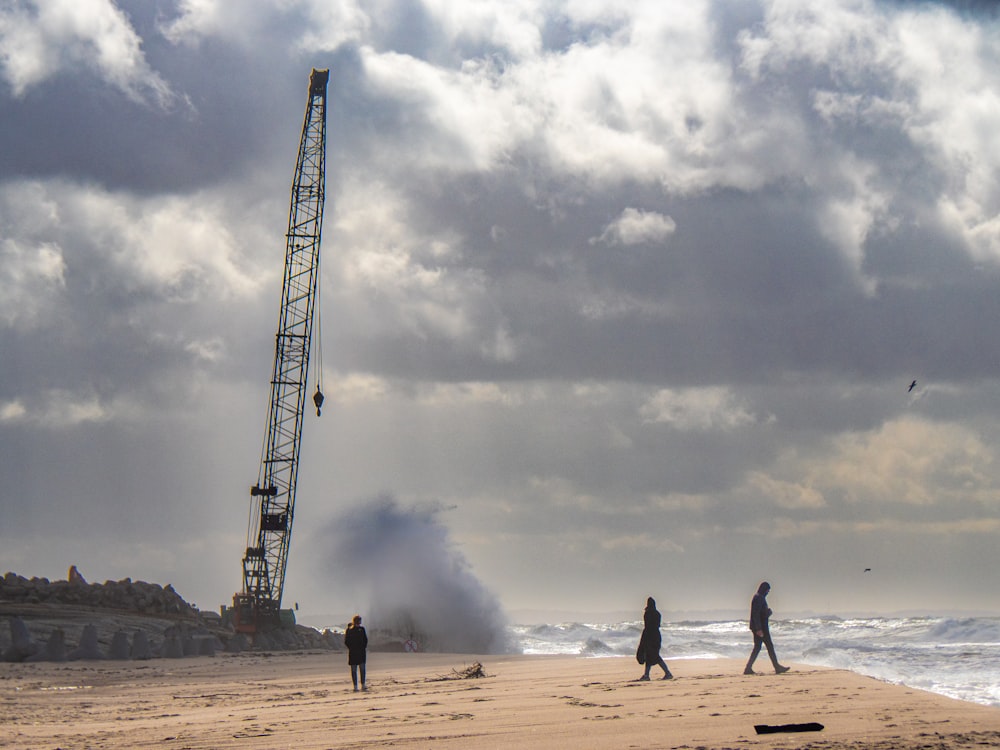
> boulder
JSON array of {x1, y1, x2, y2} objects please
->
[
  {"x1": 3, "y1": 616, "x2": 39, "y2": 662},
  {"x1": 27, "y1": 628, "x2": 67, "y2": 662},
  {"x1": 108, "y1": 630, "x2": 130, "y2": 660},
  {"x1": 130, "y1": 630, "x2": 153, "y2": 660},
  {"x1": 68, "y1": 624, "x2": 103, "y2": 660},
  {"x1": 161, "y1": 634, "x2": 184, "y2": 658}
]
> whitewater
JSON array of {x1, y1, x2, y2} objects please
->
[{"x1": 508, "y1": 615, "x2": 1000, "y2": 708}]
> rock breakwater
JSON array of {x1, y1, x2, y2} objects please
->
[{"x1": 1, "y1": 571, "x2": 340, "y2": 661}]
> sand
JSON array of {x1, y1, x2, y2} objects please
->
[{"x1": 3, "y1": 653, "x2": 1000, "y2": 749}]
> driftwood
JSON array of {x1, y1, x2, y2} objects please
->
[
  {"x1": 427, "y1": 662, "x2": 489, "y2": 681},
  {"x1": 754, "y1": 722, "x2": 824, "y2": 734}
]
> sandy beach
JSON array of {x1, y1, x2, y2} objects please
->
[{"x1": 4, "y1": 653, "x2": 1000, "y2": 749}]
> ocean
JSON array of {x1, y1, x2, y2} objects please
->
[{"x1": 507, "y1": 615, "x2": 1000, "y2": 708}]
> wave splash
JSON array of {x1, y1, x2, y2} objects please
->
[{"x1": 324, "y1": 495, "x2": 516, "y2": 654}]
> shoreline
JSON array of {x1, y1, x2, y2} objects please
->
[{"x1": 4, "y1": 653, "x2": 1000, "y2": 749}]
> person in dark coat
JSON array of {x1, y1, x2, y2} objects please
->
[
  {"x1": 744, "y1": 582, "x2": 790, "y2": 675},
  {"x1": 344, "y1": 614, "x2": 369, "y2": 691},
  {"x1": 637, "y1": 597, "x2": 673, "y2": 680}
]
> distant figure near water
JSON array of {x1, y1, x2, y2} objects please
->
[
  {"x1": 636, "y1": 597, "x2": 673, "y2": 680},
  {"x1": 744, "y1": 582, "x2": 789, "y2": 675},
  {"x1": 344, "y1": 614, "x2": 369, "y2": 692}
]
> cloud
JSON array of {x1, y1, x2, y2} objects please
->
[
  {"x1": 0, "y1": 238, "x2": 65, "y2": 329},
  {"x1": 738, "y1": 0, "x2": 1000, "y2": 268},
  {"x1": 0, "y1": 0, "x2": 174, "y2": 106},
  {"x1": 329, "y1": 176, "x2": 517, "y2": 359},
  {"x1": 0, "y1": 400, "x2": 27, "y2": 422},
  {"x1": 0, "y1": 389, "x2": 117, "y2": 429},
  {"x1": 4, "y1": 0, "x2": 1000, "y2": 618},
  {"x1": 162, "y1": 0, "x2": 370, "y2": 52},
  {"x1": 745, "y1": 516, "x2": 1000, "y2": 540},
  {"x1": 420, "y1": 0, "x2": 544, "y2": 59},
  {"x1": 812, "y1": 416, "x2": 1000, "y2": 507},
  {"x1": 640, "y1": 387, "x2": 758, "y2": 431},
  {"x1": 359, "y1": 47, "x2": 535, "y2": 173},
  {"x1": 744, "y1": 471, "x2": 826, "y2": 510},
  {"x1": 0, "y1": 179, "x2": 260, "y2": 303},
  {"x1": 598, "y1": 532, "x2": 684, "y2": 553},
  {"x1": 591, "y1": 207, "x2": 677, "y2": 247}
]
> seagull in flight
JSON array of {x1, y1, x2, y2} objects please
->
[
  {"x1": 863, "y1": 568, "x2": 872, "y2": 573},
  {"x1": 908, "y1": 380, "x2": 917, "y2": 392}
]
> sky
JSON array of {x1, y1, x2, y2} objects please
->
[{"x1": 3, "y1": 0, "x2": 1000, "y2": 625}]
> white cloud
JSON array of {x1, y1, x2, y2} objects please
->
[
  {"x1": 577, "y1": 290, "x2": 674, "y2": 321},
  {"x1": 0, "y1": 400, "x2": 27, "y2": 422},
  {"x1": 640, "y1": 387, "x2": 757, "y2": 431},
  {"x1": 0, "y1": 180, "x2": 260, "y2": 303},
  {"x1": 109, "y1": 193, "x2": 260, "y2": 300},
  {"x1": 811, "y1": 417, "x2": 1000, "y2": 507},
  {"x1": 420, "y1": 0, "x2": 544, "y2": 59},
  {"x1": 815, "y1": 154, "x2": 891, "y2": 292},
  {"x1": 417, "y1": 381, "x2": 526, "y2": 408},
  {"x1": 350, "y1": 0, "x2": 810, "y2": 193},
  {"x1": 886, "y1": 10, "x2": 1000, "y2": 262},
  {"x1": 183, "y1": 337, "x2": 226, "y2": 364},
  {"x1": 0, "y1": 0, "x2": 174, "y2": 105},
  {"x1": 360, "y1": 47, "x2": 535, "y2": 172},
  {"x1": 598, "y1": 533, "x2": 684, "y2": 553},
  {"x1": 328, "y1": 373, "x2": 391, "y2": 405},
  {"x1": 0, "y1": 389, "x2": 117, "y2": 428},
  {"x1": 159, "y1": 0, "x2": 253, "y2": 43},
  {"x1": 297, "y1": 0, "x2": 371, "y2": 52},
  {"x1": 163, "y1": 0, "x2": 369, "y2": 52},
  {"x1": 742, "y1": 516, "x2": 1000, "y2": 540},
  {"x1": 740, "y1": 0, "x2": 1000, "y2": 267},
  {"x1": 331, "y1": 177, "x2": 511, "y2": 352},
  {"x1": 0, "y1": 238, "x2": 66, "y2": 329},
  {"x1": 591, "y1": 207, "x2": 676, "y2": 246},
  {"x1": 744, "y1": 471, "x2": 826, "y2": 510}
]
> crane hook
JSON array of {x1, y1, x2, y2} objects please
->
[{"x1": 313, "y1": 386, "x2": 325, "y2": 417}]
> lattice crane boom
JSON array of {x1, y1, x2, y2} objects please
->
[{"x1": 233, "y1": 68, "x2": 328, "y2": 633}]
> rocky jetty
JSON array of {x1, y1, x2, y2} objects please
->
[
  {"x1": 1, "y1": 571, "x2": 198, "y2": 616},
  {"x1": 1, "y1": 571, "x2": 341, "y2": 662}
]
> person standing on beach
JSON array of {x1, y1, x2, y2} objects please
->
[
  {"x1": 344, "y1": 614, "x2": 369, "y2": 691},
  {"x1": 744, "y1": 582, "x2": 790, "y2": 675},
  {"x1": 638, "y1": 597, "x2": 673, "y2": 680}
]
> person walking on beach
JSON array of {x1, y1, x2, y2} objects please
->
[
  {"x1": 344, "y1": 614, "x2": 369, "y2": 691},
  {"x1": 744, "y1": 582, "x2": 790, "y2": 675},
  {"x1": 637, "y1": 597, "x2": 673, "y2": 680}
]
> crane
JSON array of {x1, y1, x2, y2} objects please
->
[{"x1": 232, "y1": 68, "x2": 329, "y2": 634}]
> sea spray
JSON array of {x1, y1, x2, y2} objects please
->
[{"x1": 325, "y1": 495, "x2": 517, "y2": 654}]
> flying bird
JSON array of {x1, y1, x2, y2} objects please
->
[
  {"x1": 864, "y1": 568, "x2": 872, "y2": 573},
  {"x1": 908, "y1": 380, "x2": 917, "y2": 392}
]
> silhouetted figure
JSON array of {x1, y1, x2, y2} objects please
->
[
  {"x1": 744, "y1": 582, "x2": 789, "y2": 675},
  {"x1": 344, "y1": 614, "x2": 368, "y2": 691},
  {"x1": 637, "y1": 597, "x2": 673, "y2": 680}
]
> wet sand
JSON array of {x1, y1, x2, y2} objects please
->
[{"x1": 3, "y1": 653, "x2": 1000, "y2": 749}]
